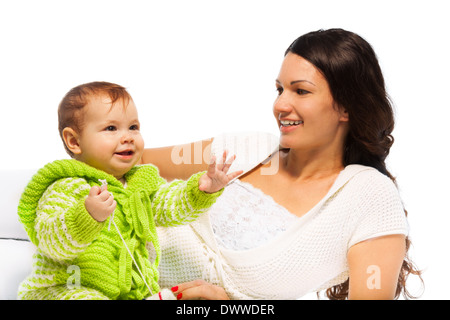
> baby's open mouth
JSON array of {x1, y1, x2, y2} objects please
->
[{"x1": 115, "y1": 150, "x2": 134, "y2": 156}]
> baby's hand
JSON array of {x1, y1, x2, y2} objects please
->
[
  {"x1": 198, "y1": 151, "x2": 243, "y2": 194},
  {"x1": 85, "y1": 184, "x2": 117, "y2": 222}
]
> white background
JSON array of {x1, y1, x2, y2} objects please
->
[{"x1": 1, "y1": 0, "x2": 448, "y2": 299}]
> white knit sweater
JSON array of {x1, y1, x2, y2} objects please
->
[{"x1": 153, "y1": 132, "x2": 409, "y2": 299}]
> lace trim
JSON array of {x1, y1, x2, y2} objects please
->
[{"x1": 209, "y1": 179, "x2": 298, "y2": 251}]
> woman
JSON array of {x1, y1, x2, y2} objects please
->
[{"x1": 142, "y1": 28, "x2": 422, "y2": 300}]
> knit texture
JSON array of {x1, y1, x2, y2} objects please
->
[
  {"x1": 17, "y1": 159, "x2": 222, "y2": 300},
  {"x1": 155, "y1": 164, "x2": 409, "y2": 299}
]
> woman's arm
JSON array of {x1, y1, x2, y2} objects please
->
[
  {"x1": 140, "y1": 138, "x2": 213, "y2": 182},
  {"x1": 347, "y1": 234, "x2": 406, "y2": 300}
]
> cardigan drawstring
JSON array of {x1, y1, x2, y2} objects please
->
[
  {"x1": 108, "y1": 184, "x2": 158, "y2": 297},
  {"x1": 201, "y1": 243, "x2": 226, "y2": 287}
]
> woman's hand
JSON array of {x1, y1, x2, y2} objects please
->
[
  {"x1": 198, "y1": 151, "x2": 243, "y2": 193},
  {"x1": 171, "y1": 280, "x2": 230, "y2": 300}
]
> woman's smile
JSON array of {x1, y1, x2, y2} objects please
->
[{"x1": 279, "y1": 119, "x2": 304, "y2": 133}]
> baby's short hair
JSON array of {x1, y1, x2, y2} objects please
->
[{"x1": 58, "y1": 81, "x2": 132, "y2": 157}]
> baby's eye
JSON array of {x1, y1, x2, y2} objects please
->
[
  {"x1": 130, "y1": 124, "x2": 139, "y2": 130},
  {"x1": 105, "y1": 126, "x2": 116, "y2": 131}
]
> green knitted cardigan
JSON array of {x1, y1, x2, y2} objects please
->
[{"x1": 17, "y1": 159, "x2": 222, "y2": 300}]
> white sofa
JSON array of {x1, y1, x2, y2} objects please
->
[{"x1": 0, "y1": 169, "x2": 37, "y2": 300}]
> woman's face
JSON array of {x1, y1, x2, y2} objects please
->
[{"x1": 273, "y1": 52, "x2": 349, "y2": 152}]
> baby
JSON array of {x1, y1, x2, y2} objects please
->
[{"x1": 17, "y1": 81, "x2": 240, "y2": 300}]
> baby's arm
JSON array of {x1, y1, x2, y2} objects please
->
[
  {"x1": 151, "y1": 152, "x2": 241, "y2": 227},
  {"x1": 151, "y1": 172, "x2": 218, "y2": 227},
  {"x1": 34, "y1": 178, "x2": 104, "y2": 262}
]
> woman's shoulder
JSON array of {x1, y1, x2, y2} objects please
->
[
  {"x1": 341, "y1": 165, "x2": 408, "y2": 247},
  {"x1": 340, "y1": 164, "x2": 402, "y2": 205},
  {"x1": 342, "y1": 164, "x2": 396, "y2": 187}
]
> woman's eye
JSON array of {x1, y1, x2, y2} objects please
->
[
  {"x1": 276, "y1": 87, "x2": 283, "y2": 95},
  {"x1": 105, "y1": 126, "x2": 116, "y2": 131},
  {"x1": 297, "y1": 89, "x2": 310, "y2": 95}
]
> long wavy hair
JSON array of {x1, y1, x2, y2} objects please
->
[{"x1": 285, "y1": 28, "x2": 423, "y2": 299}]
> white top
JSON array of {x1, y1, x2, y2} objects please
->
[
  {"x1": 210, "y1": 179, "x2": 298, "y2": 251},
  {"x1": 153, "y1": 132, "x2": 409, "y2": 299}
]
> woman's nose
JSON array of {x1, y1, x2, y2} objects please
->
[{"x1": 273, "y1": 92, "x2": 293, "y2": 115}]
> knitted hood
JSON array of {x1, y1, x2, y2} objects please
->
[{"x1": 17, "y1": 159, "x2": 149, "y2": 246}]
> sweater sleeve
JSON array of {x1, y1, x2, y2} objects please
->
[
  {"x1": 150, "y1": 171, "x2": 223, "y2": 227},
  {"x1": 347, "y1": 170, "x2": 409, "y2": 249},
  {"x1": 34, "y1": 177, "x2": 104, "y2": 262}
]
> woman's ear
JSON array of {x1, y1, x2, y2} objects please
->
[
  {"x1": 62, "y1": 127, "x2": 82, "y2": 155},
  {"x1": 339, "y1": 107, "x2": 349, "y2": 122}
]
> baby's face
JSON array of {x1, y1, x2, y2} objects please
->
[{"x1": 75, "y1": 95, "x2": 144, "y2": 181}]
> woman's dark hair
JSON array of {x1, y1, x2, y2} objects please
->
[{"x1": 285, "y1": 28, "x2": 423, "y2": 299}]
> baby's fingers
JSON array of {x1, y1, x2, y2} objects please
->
[
  {"x1": 89, "y1": 185, "x2": 102, "y2": 197},
  {"x1": 103, "y1": 192, "x2": 116, "y2": 207},
  {"x1": 226, "y1": 169, "x2": 244, "y2": 181},
  {"x1": 107, "y1": 199, "x2": 117, "y2": 213},
  {"x1": 221, "y1": 154, "x2": 237, "y2": 174},
  {"x1": 97, "y1": 185, "x2": 114, "y2": 201},
  {"x1": 214, "y1": 150, "x2": 230, "y2": 171},
  {"x1": 206, "y1": 155, "x2": 217, "y2": 176}
]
